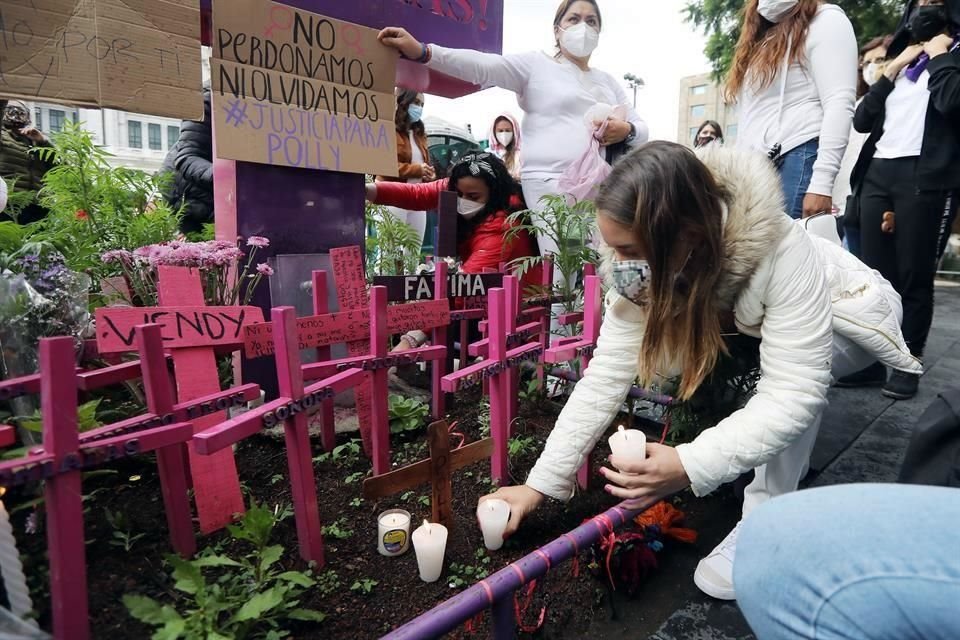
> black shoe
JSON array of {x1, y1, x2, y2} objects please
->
[
  {"x1": 882, "y1": 371, "x2": 920, "y2": 400},
  {"x1": 835, "y1": 362, "x2": 887, "y2": 388}
]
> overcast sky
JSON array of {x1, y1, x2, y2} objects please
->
[{"x1": 425, "y1": 0, "x2": 711, "y2": 143}]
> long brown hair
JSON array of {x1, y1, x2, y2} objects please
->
[
  {"x1": 725, "y1": 0, "x2": 821, "y2": 102},
  {"x1": 596, "y1": 142, "x2": 728, "y2": 401},
  {"x1": 395, "y1": 88, "x2": 425, "y2": 137}
]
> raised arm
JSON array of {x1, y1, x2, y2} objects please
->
[
  {"x1": 370, "y1": 179, "x2": 446, "y2": 211},
  {"x1": 378, "y1": 27, "x2": 534, "y2": 94}
]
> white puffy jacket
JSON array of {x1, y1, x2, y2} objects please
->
[{"x1": 526, "y1": 146, "x2": 921, "y2": 501}]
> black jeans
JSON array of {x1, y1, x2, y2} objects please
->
[{"x1": 859, "y1": 157, "x2": 958, "y2": 358}]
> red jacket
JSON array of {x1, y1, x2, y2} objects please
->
[{"x1": 373, "y1": 180, "x2": 543, "y2": 286}]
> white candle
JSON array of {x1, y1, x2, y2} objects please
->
[
  {"x1": 412, "y1": 520, "x2": 448, "y2": 583},
  {"x1": 476, "y1": 499, "x2": 510, "y2": 551},
  {"x1": 377, "y1": 509, "x2": 411, "y2": 557},
  {"x1": 0, "y1": 489, "x2": 36, "y2": 623},
  {"x1": 608, "y1": 425, "x2": 647, "y2": 474}
]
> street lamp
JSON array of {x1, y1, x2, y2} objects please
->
[{"x1": 624, "y1": 73, "x2": 645, "y2": 108}]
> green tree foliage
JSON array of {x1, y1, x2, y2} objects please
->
[{"x1": 684, "y1": 0, "x2": 904, "y2": 80}]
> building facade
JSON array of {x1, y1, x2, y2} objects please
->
[{"x1": 677, "y1": 73, "x2": 739, "y2": 147}]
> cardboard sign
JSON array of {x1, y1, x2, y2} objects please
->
[
  {"x1": 0, "y1": 0, "x2": 202, "y2": 120},
  {"x1": 373, "y1": 273, "x2": 503, "y2": 302},
  {"x1": 243, "y1": 298, "x2": 449, "y2": 358},
  {"x1": 210, "y1": 0, "x2": 398, "y2": 175},
  {"x1": 96, "y1": 305, "x2": 265, "y2": 354}
]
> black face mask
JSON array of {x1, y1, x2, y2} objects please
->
[{"x1": 909, "y1": 4, "x2": 948, "y2": 43}]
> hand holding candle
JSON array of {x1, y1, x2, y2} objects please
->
[
  {"x1": 608, "y1": 425, "x2": 646, "y2": 474},
  {"x1": 412, "y1": 519, "x2": 448, "y2": 582},
  {"x1": 476, "y1": 499, "x2": 510, "y2": 550}
]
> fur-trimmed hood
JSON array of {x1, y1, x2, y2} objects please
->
[{"x1": 598, "y1": 145, "x2": 792, "y2": 311}]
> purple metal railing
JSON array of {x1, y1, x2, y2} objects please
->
[{"x1": 380, "y1": 500, "x2": 652, "y2": 640}]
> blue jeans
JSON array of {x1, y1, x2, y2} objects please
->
[
  {"x1": 734, "y1": 484, "x2": 960, "y2": 639},
  {"x1": 778, "y1": 139, "x2": 819, "y2": 219}
]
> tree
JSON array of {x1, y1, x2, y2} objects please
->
[{"x1": 685, "y1": 0, "x2": 904, "y2": 81}]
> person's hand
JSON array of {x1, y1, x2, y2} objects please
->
[
  {"x1": 479, "y1": 485, "x2": 544, "y2": 538},
  {"x1": 886, "y1": 44, "x2": 925, "y2": 80},
  {"x1": 597, "y1": 118, "x2": 632, "y2": 146},
  {"x1": 378, "y1": 27, "x2": 424, "y2": 61},
  {"x1": 801, "y1": 193, "x2": 833, "y2": 219},
  {"x1": 364, "y1": 183, "x2": 377, "y2": 202},
  {"x1": 19, "y1": 127, "x2": 46, "y2": 144},
  {"x1": 600, "y1": 442, "x2": 690, "y2": 506},
  {"x1": 421, "y1": 164, "x2": 436, "y2": 181},
  {"x1": 924, "y1": 34, "x2": 954, "y2": 59},
  {"x1": 392, "y1": 336, "x2": 413, "y2": 352}
]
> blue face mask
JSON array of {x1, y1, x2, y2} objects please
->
[{"x1": 407, "y1": 104, "x2": 424, "y2": 123}]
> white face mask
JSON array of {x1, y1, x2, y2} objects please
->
[
  {"x1": 495, "y1": 131, "x2": 514, "y2": 147},
  {"x1": 457, "y1": 197, "x2": 485, "y2": 219},
  {"x1": 559, "y1": 22, "x2": 600, "y2": 59},
  {"x1": 757, "y1": 0, "x2": 799, "y2": 23},
  {"x1": 862, "y1": 62, "x2": 885, "y2": 86}
]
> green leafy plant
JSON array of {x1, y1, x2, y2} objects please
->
[
  {"x1": 417, "y1": 495, "x2": 431, "y2": 508},
  {"x1": 321, "y1": 517, "x2": 353, "y2": 541},
  {"x1": 26, "y1": 121, "x2": 180, "y2": 283},
  {"x1": 388, "y1": 394, "x2": 429, "y2": 434},
  {"x1": 349, "y1": 578, "x2": 378, "y2": 595},
  {"x1": 123, "y1": 503, "x2": 325, "y2": 639},
  {"x1": 365, "y1": 203, "x2": 422, "y2": 278},
  {"x1": 343, "y1": 471, "x2": 364, "y2": 485},
  {"x1": 103, "y1": 507, "x2": 147, "y2": 552},
  {"x1": 348, "y1": 497, "x2": 364, "y2": 508},
  {"x1": 316, "y1": 571, "x2": 340, "y2": 597},
  {"x1": 504, "y1": 194, "x2": 599, "y2": 320},
  {"x1": 517, "y1": 377, "x2": 543, "y2": 404},
  {"x1": 0, "y1": 177, "x2": 37, "y2": 224},
  {"x1": 448, "y1": 549, "x2": 492, "y2": 588},
  {"x1": 15, "y1": 398, "x2": 102, "y2": 433},
  {"x1": 507, "y1": 434, "x2": 537, "y2": 458},
  {"x1": 313, "y1": 439, "x2": 361, "y2": 466}
]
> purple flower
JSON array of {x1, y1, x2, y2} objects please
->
[
  {"x1": 246, "y1": 236, "x2": 270, "y2": 249},
  {"x1": 256, "y1": 263, "x2": 274, "y2": 276},
  {"x1": 101, "y1": 250, "x2": 133, "y2": 264}
]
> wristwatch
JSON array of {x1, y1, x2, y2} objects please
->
[{"x1": 624, "y1": 122, "x2": 637, "y2": 144}]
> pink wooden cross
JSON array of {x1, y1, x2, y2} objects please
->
[
  {"x1": 442, "y1": 279, "x2": 544, "y2": 485},
  {"x1": 301, "y1": 286, "x2": 448, "y2": 476},
  {"x1": 95, "y1": 266, "x2": 261, "y2": 534},
  {"x1": 545, "y1": 274, "x2": 602, "y2": 489},
  {"x1": 0, "y1": 337, "x2": 198, "y2": 640},
  {"x1": 195, "y1": 305, "x2": 368, "y2": 565},
  {"x1": 310, "y1": 270, "x2": 337, "y2": 452}
]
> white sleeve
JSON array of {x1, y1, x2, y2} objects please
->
[
  {"x1": 609, "y1": 76, "x2": 650, "y2": 147},
  {"x1": 525, "y1": 292, "x2": 645, "y2": 500},
  {"x1": 675, "y1": 229, "x2": 834, "y2": 497},
  {"x1": 427, "y1": 46, "x2": 535, "y2": 94},
  {"x1": 0, "y1": 178, "x2": 7, "y2": 214},
  {"x1": 806, "y1": 8, "x2": 858, "y2": 197}
]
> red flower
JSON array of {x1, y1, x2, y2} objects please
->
[{"x1": 75, "y1": 209, "x2": 89, "y2": 220}]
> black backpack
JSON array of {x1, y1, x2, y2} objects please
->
[{"x1": 898, "y1": 388, "x2": 960, "y2": 487}]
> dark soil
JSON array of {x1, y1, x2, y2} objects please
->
[{"x1": 6, "y1": 377, "x2": 737, "y2": 640}]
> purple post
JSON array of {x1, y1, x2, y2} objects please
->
[
  {"x1": 504, "y1": 276, "x2": 519, "y2": 438},
  {"x1": 487, "y1": 288, "x2": 508, "y2": 485},
  {"x1": 370, "y1": 286, "x2": 391, "y2": 475},
  {"x1": 381, "y1": 501, "x2": 653, "y2": 640}
]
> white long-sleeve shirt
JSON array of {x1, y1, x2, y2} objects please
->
[
  {"x1": 736, "y1": 4, "x2": 857, "y2": 197},
  {"x1": 427, "y1": 46, "x2": 649, "y2": 180}
]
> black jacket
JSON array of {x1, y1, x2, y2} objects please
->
[
  {"x1": 851, "y1": 48, "x2": 960, "y2": 194},
  {"x1": 164, "y1": 88, "x2": 213, "y2": 234}
]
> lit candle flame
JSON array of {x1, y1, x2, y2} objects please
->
[{"x1": 618, "y1": 425, "x2": 627, "y2": 439}]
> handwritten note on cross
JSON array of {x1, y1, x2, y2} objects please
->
[
  {"x1": 362, "y1": 421, "x2": 493, "y2": 529},
  {"x1": 95, "y1": 266, "x2": 260, "y2": 533},
  {"x1": 0, "y1": 337, "x2": 198, "y2": 640}
]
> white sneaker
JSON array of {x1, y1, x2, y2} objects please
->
[{"x1": 693, "y1": 521, "x2": 741, "y2": 600}]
